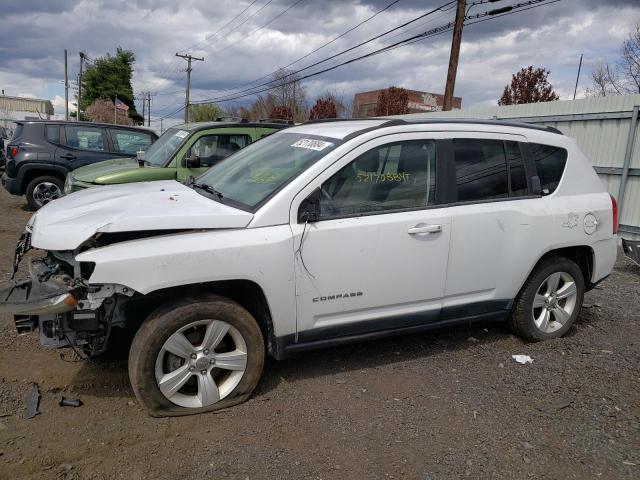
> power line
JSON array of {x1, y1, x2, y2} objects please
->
[
  {"x1": 194, "y1": 0, "x2": 559, "y2": 105},
  {"x1": 158, "y1": 0, "x2": 260, "y2": 76},
  {"x1": 220, "y1": 0, "x2": 404, "y2": 94},
  {"x1": 211, "y1": 0, "x2": 307, "y2": 57},
  {"x1": 199, "y1": 1, "x2": 456, "y2": 103}
]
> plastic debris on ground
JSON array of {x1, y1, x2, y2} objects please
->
[{"x1": 512, "y1": 355, "x2": 534, "y2": 365}]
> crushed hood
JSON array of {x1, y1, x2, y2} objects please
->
[{"x1": 30, "y1": 181, "x2": 254, "y2": 250}]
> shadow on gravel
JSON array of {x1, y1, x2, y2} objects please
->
[
  {"x1": 255, "y1": 320, "x2": 514, "y2": 396},
  {"x1": 68, "y1": 320, "x2": 515, "y2": 400},
  {"x1": 66, "y1": 298, "x2": 612, "y2": 400}
]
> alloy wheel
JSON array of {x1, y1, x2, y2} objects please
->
[
  {"x1": 154, "y1": 319, "x2": 248, "y2": 408},
  {"x1": 32, "y1": 181, "x2": 62, "y2": 207},
  {"x1": 531, "y1": 271, "x2": 578, "y2": 334}
]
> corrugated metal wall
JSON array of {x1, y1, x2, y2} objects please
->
[
  {"x1": 0, "y1": 96, "x2": 54, "y2": 116},
  {"x1": 395, "y1": 94, "x2": 640, "y2": 239}
]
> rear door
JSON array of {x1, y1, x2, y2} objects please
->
[
  {"x1": 442, "y1": 133, "x2": 552, "y2": 315},
  {"x1": 58, "y1": 125, "x2": 120, "y2": 169}
]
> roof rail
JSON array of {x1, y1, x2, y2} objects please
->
[
  {"x1": 215, "y1": 116, "x2": 248, "y2": 123},
  {"x1": 258, "y1": 118, "x2": 294, "y2": 125}
]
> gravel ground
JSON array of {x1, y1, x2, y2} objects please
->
[{"x1": 0, "y1": 187, "x2": 638, "y2": 480}]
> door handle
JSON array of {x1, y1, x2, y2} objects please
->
[
  {"x1": 60, "y1": 153, "x2": 76, "y2": 160},
  {"x1": 407, "y1": 224, "x2": 442, "y2": 235}
]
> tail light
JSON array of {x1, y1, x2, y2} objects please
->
[
  {"x1": 610, "y1": 194, "x2": 618, "y2": 234},
  {"x1": 7, "y1": 145, "x2": 18, "y2": 158}
]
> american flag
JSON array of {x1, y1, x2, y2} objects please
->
[{"x1": 115, "y1": 97, "x2": 129, "y2": 112}]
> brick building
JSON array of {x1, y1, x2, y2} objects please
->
[{"x1": 353, "y1": 88, "x2": 462, "y2": 117}]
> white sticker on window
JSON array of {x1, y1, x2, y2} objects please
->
[
  {"x1": 291, "y1": 138, "x2": 334, "y2": 151},
  {"x1": 174, "y1": 130, "x2": 189, "y2": 139}
]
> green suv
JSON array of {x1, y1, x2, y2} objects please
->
[{"x1": 64, "y1": 121, "x2": 288, "y2": 193}]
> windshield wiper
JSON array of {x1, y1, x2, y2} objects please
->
[{"x1": 191, "y1": 182, "x2": 224, "y2": 200}]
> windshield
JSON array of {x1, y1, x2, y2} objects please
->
[
  {"x1": 144, "y1": 127, "x2": 190, "y2": 166},
  {"x1": 195, "y1": 132, "x2": 339, "y2": 210}
]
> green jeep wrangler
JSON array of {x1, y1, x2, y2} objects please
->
[{"x1": 64, "y1": 120, "x2": 288, "y2": 193}]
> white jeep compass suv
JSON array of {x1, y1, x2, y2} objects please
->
[{"x1": 0, "y1": 119, "x2": 618, "y2": 416}]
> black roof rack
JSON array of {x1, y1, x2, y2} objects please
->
[
  {"x1": 258, "y1": 118, "x2": 294, "y2": 125},
  {"x1": 303, "y1": 116, "x2": 562, "y2": 137},
  {"x1": 215, "y1": 116, "x2": 248, "y2": 123}
]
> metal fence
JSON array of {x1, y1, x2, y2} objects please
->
[{"x1": 395, "y1": 94, "x2": 640, "y2": 239}]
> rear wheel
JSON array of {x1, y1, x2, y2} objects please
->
[
  {"x1": 25, "y1": 175, "x2": 64, "y2": 210},
  {"x1": 128, "y1": 295, "x2": 265, "y2": 416},
  {"x1": 509, "y1": 257, "x2": 584, "y2": 341}
]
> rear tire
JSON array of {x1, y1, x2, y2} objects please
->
[
  {"x1": 25, "y1": 175, "x2": 64, "y2": 210},
  {"x1": 509, "y1": 257, "x2": 584, "y2": 341},
  {"x1": 128, "y1": 295, "x2": 265, "y2": 417}
]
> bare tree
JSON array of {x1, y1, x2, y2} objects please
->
[
  {"x1": 587, "y1": 23, "x2": 640, "y2": 96},
  {"x1": 585, "y1": 60, "x2": 623, "y2": 97},
  {"x1": 498, "y1": 66, "x2": 559, "y2": 105},
  {"x1": 620, "y1": 24, "x2": 640, "y2": 93},
  {"x1": 269, "y1": 68, "x2": 307, "y2": 122},
  {"x1": 85, "y1": 98, "x2": 134, "y2": 125}
]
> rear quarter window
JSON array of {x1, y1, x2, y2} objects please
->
[
  {"x1": 530, "y1": 143, "x2": 568, "y2": 195},
  {"x1": 46, "y1": 125, "x2": 60, "y2": 144}
]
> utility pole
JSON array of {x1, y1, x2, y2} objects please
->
[
  {"x1": 443, "y1": 0, "x2": 466, "y2": 111},
  {"x1": 573, "y1": 54, "x2": 583, "y2": 100},
  {"x1": 78, "y1": 51, "x2": 86, "y2": 120},
  {"x1": 147, "y1": 92, "x2": 152, "y2": 127},
  {"x1": 175, "y1": 53, "x2": 204, "y2": 123},
  {"x1": 141, "y1": 93, "x2": 146, "y2": 121},
  {"x1": 64, "y1": 50, "x2": 69, "y2": 121}
]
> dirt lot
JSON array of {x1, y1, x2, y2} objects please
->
[{"x1": 0, "y1": 187, "x2": 638, "y2": 480}]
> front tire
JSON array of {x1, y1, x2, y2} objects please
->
[
  {"x1": 509, "y1": 257, "x2": 584, "y2": 341},
  {"x1": 128, "y1": 295, "x2": 265, "y2": 417},
  {"x1": 25, "y1": 175, "x2": 64, "y2": 210}
]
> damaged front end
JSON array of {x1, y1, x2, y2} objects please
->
[{"x1": 1, "y1": 230, "x2": 134, "y2": 356}]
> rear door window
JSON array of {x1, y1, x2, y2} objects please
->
[
  {"x1": 110, "y1": 129, "x2": 154, "y2": 154},
  {"x1": 452, "y1": 139, "x2": 509, "y2": 202},
  {"x1": 505, "y1": 141, "x2": 528, "y2": 197},
  {"x1": 64, "y1": 126, "x2": 105, "y2": 151},
  {"x1": 530, "y1": 143, "x2": 568, "y2": 195}
]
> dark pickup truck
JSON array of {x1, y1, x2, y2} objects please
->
[{"x1": 2, "y1": 120, "x2": 157, "y2": 210}]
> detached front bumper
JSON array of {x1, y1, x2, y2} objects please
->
[
  {"x1": 0, "y1": 257, "x2": 78, "y2": 316},
  {"x1": 0, "y1": 280, "x2": 77, "y2": 316},
  {"x1": 622, "y1": 238, "x2": 640, "y2": 266}
]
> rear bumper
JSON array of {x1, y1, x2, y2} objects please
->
[
  {"x1": 592, "y1": 237, "x2": 618, "y2": 283},
  {"x1": 622, "y1": 238, "x2": 640, "y2": 266},
  {"x1": 1, "y1": 172, "x2": 22, "y2": 195}
]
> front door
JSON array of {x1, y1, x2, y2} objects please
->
[{"x1": 291, "y1": 135, "x2": 451, "y2": 343}]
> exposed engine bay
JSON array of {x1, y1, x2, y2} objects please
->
[{"x1": 2, "y1": 230, "x2": 135, "y2": 356}]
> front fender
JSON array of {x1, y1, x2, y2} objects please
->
[{"x1": 75, "y1": 226, "x2": 297, "y2": 337}]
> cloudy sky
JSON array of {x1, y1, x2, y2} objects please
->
[{"x1": 1, "y1": 0, "x2": 639, "y2": 129}]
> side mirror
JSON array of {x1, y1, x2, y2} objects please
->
[
  {"x1": 185, "y1": 155, "x2": 201, "y2": 169},
  {"x1": 298, "y1": 188, "x2": 321, "y2": 223},
  {"x1": 530, "y1": 175, "x2": 542, "y2": 195}
]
